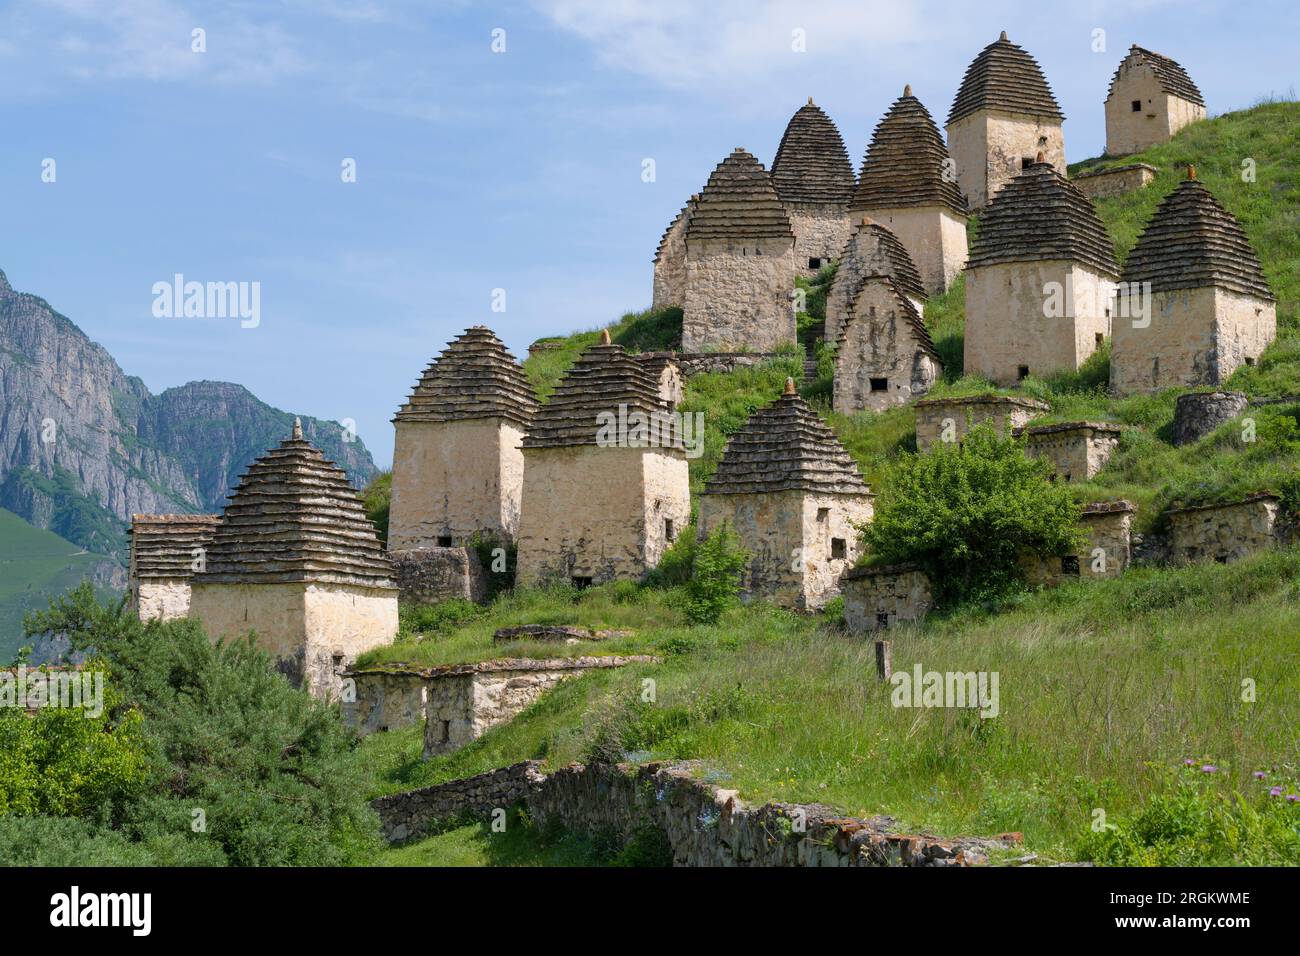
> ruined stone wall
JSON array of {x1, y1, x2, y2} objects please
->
[
  {"x1": 833, "y1": 285, "x2": 940, "y2": 414},
  {"x1": 372, "y1": 761, "x2": 546, "y2": 844},
  {"x1": 388, "y1": 418, "x2": 525, "y2": 549},
  {"x1": 698, "y1": 489, "x2": 871, "y2": 610},
  {"x1": 1071, "y1": 164, "x2": 1157, "y2": 201},
  {"x1": 842, "y1": 566, "x2": 933, "y2": 631},
  {"x1": 965, "y1": 260, "x2": 1114, "y2": 386},
  {"x1": 682, "y1": 237, "x2": 796, "y2": 353},
  {"x1": 914, "y1": 397, "x2": 1047, "y2": 453},
  {"x1": 1020, "y1": 505, "x2": 1133, "y2": 587},
  {"x1": 652, "y1": 214, "x2": 688, "y2": 310},
  {"x1": 133, "y1": 578, "x2": 193, "y2": 622},
  {"x1": 825, "y1": 254, "x2": 926, "y2": 346},
  {"x1": 389, "y1": 546, "x2": 488, "y2": 604},
  {"x1": 1106, "y1": 67, "x2": 1205, "y2": 156},
  {"x1": 1167, "y1": 496, "x2": 1280, "y2": 564},
  {"x1": 1023, "y1": 427, "x2": 1119, "y2": 482},
  {"x1": 516, "y1": 445, "x2": 690, "y2": 587},
  {"x1": 187, "y1": 580, "x2": 398, "y2": 698},
  {"x1": 1111, "y1": 287, "x2": 1276, "y2": 395},
  {"x1": 947, "y1": 110, "x2": 1066, "y2": 210},
  {"x1": 343, "y1": 670, "x2": 427, "y2": 735},
  {"x1": 857, "y1": 206, "x2": 967, "y2": 295},
  {"x1": 786, "y1": 203, "x2": 852, "y2": 276}
]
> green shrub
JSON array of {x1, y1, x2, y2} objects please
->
[
  {"x1": 0, "y1": 815, "x2": 227, "y2": 867},
  {"x1": 862, "y1": 425, "x2": 1082, "y2": 606},
  {"x1": 361, "y1": 471, "x2": 391, "y2": 544},
  {"x1": 686, "y1": 522, "x2": 748, "y2": 624},
  {"x1": 645, "y1": 523, "x2": 697, "y2": 588}
]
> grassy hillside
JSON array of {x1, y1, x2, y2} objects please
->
[
  {"x1": 362, "y1": 102, "x2": 1300, "y2": 866},
  {"x1": 0, "y1": 507, "x2": 117, "y2": 662}
]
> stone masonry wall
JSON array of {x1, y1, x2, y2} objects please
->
[
  {"x1": 914, "y1": 396, "x2": 1048, "y2": 453},
  {"x1": 1020, "y1": 503, "x2": 1133, "y2": 587},
  {"x1": 964, "y1": 260, "x2": 1114, "y2": 387},
  {"x1": 1106, "y1": 65, "x2": 1205, "y2": 156},
  {"x1": 1167, "y1": 495, "x2": 1281, "y2": 564},
  {"x1": 652, "y1": 213, "x2": 688, "y2": 309},
  {"x1": 833, "y1": 282, "x2": 940, "y2": 414},
  {"x1": 856, "y1": 206, "x2": 967, "y2": 295},
  {"x1": 947, "y1": 110, "x2": 1066, "y2": 210},
  {"x1": 1021, "y1": 424, "x2": 1120, "y2": 482},
  {"x1": 683, "y1": 237, "x2": 796, "y2": 353},
  {"x1": 134, "y1": 578, "x2": 193, "y2": 622},
  {"x1": 373, "y1": 759, "x2": 1000, "y2": 865},
  {"x1": 786, "y1": 203, "x2": 851, "y2": 277},
  {"x1": 842, "y1": 565, "x2": 933, "y2": 632},
  {"x1": 1071, "y1": 164, "x2": 1157, "y2": 201},
  {"x1": 516, "y1": 445, "x2": 690, "y2": 588},
  {"x1": 389, "y1": 546, "x2": 488, "y2": 604},
  {"x1": 342, "y1": 669, "x2": 427, "y2": 735}
]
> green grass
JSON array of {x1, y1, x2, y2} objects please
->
[
  {"x1": 374, "y1": 808, "x2": 612, "y2": 866},
  {"x1": 362, "y1": 549, "x2": 1300, "y2": 863},
  {"x1": 0, "y1": 507, "x2": 117, "y2": 661}
]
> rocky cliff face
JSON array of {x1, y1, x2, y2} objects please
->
[{"x1": 0, "y1": 268, "x2": 378, "y2": 560}]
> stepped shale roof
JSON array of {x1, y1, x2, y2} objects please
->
[
  {"x1": 194, "y1": 421, "x2": 394, "y2": 587},
  {"x1": 1120, "y1": 176, "x2": 1273, "y2": 300},
  {"x1": 684, "y1": 148, "x2": 794, "y2": 241},
  {"x1": 128, "y1": 514, "x2": 220, "y2": 579},
  {"x1": 851, "y1": 88, "x2": 966, "y2": 215},
  {"x1": 841, "y1": 219, "x2": 929, "y2": 304},
  {"x1": 966, "y1": 162, "x2": 1119, "y2": 276},
  {"x1": 395, "y1": 326, "x2": 537, "y2": 426},
  {"x1": 653, "y1": 194, "x2": 698, "y2": 263},
  {"x1": 705, "y1": 381, "x2": 870, "y2": 496},
  {"x1": 522, "y1": 336, "x2": 680, "y2": 450},
  {"x1": 771, "y1": 98, "x2": 856, "y2": 205},
  {"x1": 839, "y1": 275, "x2": 939, "y2": 360},
  {"x1": 1109, "y1": 46, "x2": 1204, "y2": 107},
  {"x1": 947, "y1": 32, "x2": 1064, "y2": 125}
]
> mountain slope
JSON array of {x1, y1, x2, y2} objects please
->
[{"x1": 0, "y1": 268, "x2": 379, "y2": 559}]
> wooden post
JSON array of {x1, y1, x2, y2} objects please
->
[{"x1": 875, "y1": 639, "x2": 892, "y2": 681}]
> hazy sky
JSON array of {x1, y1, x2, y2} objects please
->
[{"x1": 1, "y1": 0, "x2": 1295, "y2": 466}]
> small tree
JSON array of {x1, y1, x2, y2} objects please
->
[
  {"x1": 687, "y1": 522, "x2": 748, "y2": 624},
  {"x1": 862, "y1": 425, "x2": 1082, "y2": 605}
]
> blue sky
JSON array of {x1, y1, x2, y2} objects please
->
[{"x1": 1, "y1": 0, "x2": 1295, "y2": 467}]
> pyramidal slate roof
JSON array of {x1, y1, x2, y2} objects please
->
[
  {"x1": 770, "y1": 98, "x2": 856, "y2": 205},
  {"x1": 523, "y1": 332, "x2": 680, "y2": 450},
  {"x1": 843, "y1": 219, "x2": 928, "y2": 304},
  {"x1": 653, "y1": 195, "x2": 698, "y2": 263},
  {"x1": 195, "y1": 420, "x2": 395, "y2": 587},
  {"x1": 1121, "y1": 172, "x2": 1273, "y2": 300},
  {"x1": 851, "y1": 87, "x2": 966, "y2": 216},
  {"x1": 395, "y1": 326, "x2": 537, "y2": 427},
  {"x1": 1109, "y1": 46, "x2": 1204, "y2": 107},
  {"x1": 840, "y1": 275, "x2": 939, "y2": 360},
  {"x1": 128, "y1": 514, "x2": 220, "y2": 579},
  {"x1": 947, "y1": 32, "x2": 1064, "y2": 126},
  {"x1": 684, "y1": 148, "x2": 794, "y2": 241},
  {"x1": 704, "y1": 380, "x2": 869, "y2": 496},
  {"x1": 967, "y1": 161, "x2": 1119, "y2": 276}
]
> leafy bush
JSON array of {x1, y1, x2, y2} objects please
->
[
  {"x1": 19, "y1": 585, "x2": 381, "y2": 866},
  {"x1": 645, "y1": 523, "x2": 697, "y2": 588},
  {"x1": 862, "y1": 425, "x2": 1082, "y2": 606},
  {"x1": 361, "y1": 471, "x2": 391, "y2": 544},
  {"x1": 686, "y1": 522, "x2": 748, "y2": 624}
]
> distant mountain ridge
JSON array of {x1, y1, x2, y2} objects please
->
[{"x1": 0, "y1": 267, "x2": 379, "y2": 560}]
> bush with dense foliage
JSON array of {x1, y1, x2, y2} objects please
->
[
  {"x1": 862, "y1": 425, "x2": 1082, "y2": 605},
  {"x1": 685, "y1": 522, "x2": 749, "y2": 624}
]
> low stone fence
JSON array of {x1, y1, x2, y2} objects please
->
[
  {"x1": 1165, "y1": 493, "x2": 1283, "y2": 564},
  {"x1": 675, "y1": 352, "x2": 784, "y2": 378},
  {"x1": 372, "y1": 761, "x2": 546, "y2": 843},
  {"x1": 1071, "y1": 163, "x2": 1157, "y2": 200},
  {"x1": 373, "y1": 759, "x2": 1009, "y2": 865}
]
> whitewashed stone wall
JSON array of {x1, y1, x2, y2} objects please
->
[
  {"x1": 1071, "y1": 164, "x2": 1157, "y2": 201},
  {"x1": 1105, "y1": 67, "x2": 1205, "y2": 156},
  {"x1": 856, "y1": 206, "x2": 967, "y2": 296},
  {"x1": 389, "y1": 546, "x2": 488, "y2": 604},
  {"x1": 1111, "y1": 286, "x2": 1276, "y2": 395},
  {"x1": 947, "y1": 110, "x2": 1066, "y2": 210},
  {"x1": 833, "y1": 282, "x2": 940, "y2": 414},
  {"x1": 842, "y1": 564, "x2": 933, "y2": 631},
  {"x1": 652, "y1": 212, "x2": 689, "y2": 309},
  {"x1": 786, "y1": 203, "x2": 852, "y2": 277},
  {"x1": 914, "y1": 396, "x2": 1048, "y2": 453},
  {"x1": 133, "y1": 578, "x2": 193, "y2": 622},
  {"x1": 683, "y1": 237, "x2": 796, "y2": 352},
  {"x1": 825, "y1": 233, "x2": 927, "y2": 345},
  {"x1": 1020, "y1": 423, "x2": 1120, "y2": 482},
  {"x1": 343, "y1": 669, "x2": 427, "y2": 735},
  {"x1": 1166, "y1": 495, "x2": 1281, "y2": 564},
  {"x1": 698, "y1": 488, "x2": 873, "y2": 611},
  {"x1": 965, "y1": 260, "x2": 1115, "y2": 387}
]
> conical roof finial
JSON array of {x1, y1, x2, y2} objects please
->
[
  {"x1": 807, "y1": 95, "x2": 814, "y2": 106},
  {"x1": 1187, "y1": 164, "x2": 1197, "y2": 180},
  {"x1": 999, "y1": 30, "x2": 1008, "y2": 41},
  {"x1": 292, "y1": 417, "x2": 303, "y2": 440},
  {"x1": 1036, "y1": 151, "x2": 1045, "y2": 164},
  {"x1": 903, "y1": 84, "x2": 912, "y2": 97},
  {"x1": 600, "y1": 328, "x2": 611, "y2": 345},
  {"x1": 784, "y1": 377, "x2": 796, "y2": 396}
]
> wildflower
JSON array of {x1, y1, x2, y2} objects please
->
[
  {"x1": 1183, "y1": 758, "x2": 1196, "y2": 767},
  {"x1": 1200, "y1": 764, "x2": 1217, "y2": 773},
  {"x1": 1269, "y1": 786, "x2": 1283, "y2": 797},
  {"x1": 1253, "y1": 771, "x2": 1267, "y2": 780},
  {"x1": 1287, "y1": 794, "x2": 1298, "y2": 804}
]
